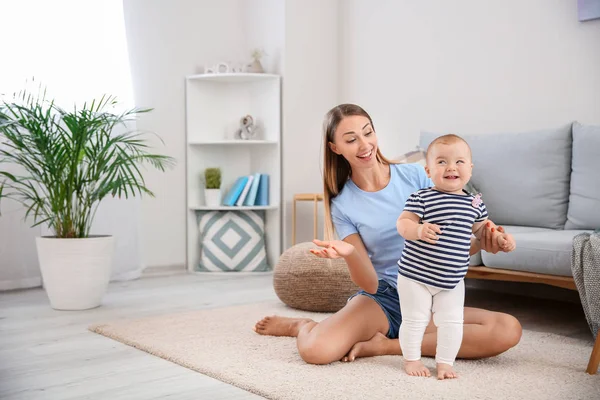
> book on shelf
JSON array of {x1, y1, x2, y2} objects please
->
[
  {"x1": 221, "y1": 173, "x2": 269, "y2": 207},
  {"x1": 243, "y1": 173, "x2": 262, "y2": 206},
  {"x1": 235, "y1": 175, "x2": 254, "y2": 206},
  {"x1": 222, "y1": 176, "x2": 248, "y2": 206},
  {"x1": 256, "y1": 174, "x2": 269, "y2": 206}
]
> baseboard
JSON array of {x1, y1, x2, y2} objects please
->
[
  {"x1": 111, "y1": 268, "x2": 144, "y2": 281},
  {"x1": 142, "y1": 264, "x2": 187, "y2": 278},
  {"x1": 0, "y1": 277, "x2": 42, "y2": 291},
  {"x1": 0, "y1": 269, "x2": 146, "y2": 292}
]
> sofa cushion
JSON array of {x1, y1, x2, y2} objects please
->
[
  {"x1": 470, "y1": 251, "x2": 482, "y2": 266},
  {"x1": 481, "y1": 227, "x2": 593, "y2": 277},
  {"x1": 565, "y1": 122, "x2": 600, "y2": 230},
  {"x1": 420, "y1": 125, "x2": 572, "y2": 229}
]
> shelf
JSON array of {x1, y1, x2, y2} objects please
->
[
  {"x1": 189, "y1": 205, "x2": 279, "y2": 211},
  {"x1": 186, "y1": 73, "x2": 280, "y2": 83},
  {"x1": 188, "y1": 140, "x2": 278, "y2": 145},
  {"x1": 185, "y1": 70, "x2": 281, "y2": 273}
]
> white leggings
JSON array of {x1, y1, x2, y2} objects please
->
[{"x1": 397, "y1": 275, "x2": 465, "y2": 366}]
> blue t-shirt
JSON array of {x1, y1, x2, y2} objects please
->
[{"x1": 330, "y1": 163, "x2": 433, "y2": 288}]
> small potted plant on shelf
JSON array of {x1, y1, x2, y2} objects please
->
[
  {"x1": 204, "y1": 167, "x2": 222, "y2": 207},
  {"x1": 0, "y1": 84, "x2": 175, "y2": 310}
]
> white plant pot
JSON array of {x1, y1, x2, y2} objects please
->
[
  {"x1": 36, "y1": 236, "x2": 114, "y2": 310},
  {"x1": 204, "y1": 188, "x2": 222, "y2": 207}
]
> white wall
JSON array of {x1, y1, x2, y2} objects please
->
[
  {"x1": 0, "y1": 199, "x2": 41, "y2": 290},
  {"x1": 242, "y1": 0, "x2": 285, "y2": 75},
  {"x1": 282, "y1": 0, "x2": 339, "y2": 247},
  {"x1": 123, "y1": 0, "x2": 600, "y2": 268},
  {"x1": 339, "y1": 0, "x2": 600, "y2": 158},
  {"x1": 0, "y1": 0, "x2": 143, "y2": 289},
  {"x1": 123, "y1": 0, "x2": 249, "y2": 268},
  {"x1": 123, "y1": 0, "x2": 290, "y2": 267}
]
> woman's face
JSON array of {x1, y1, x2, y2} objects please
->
[{"x1": 329, "y1": 115, "x2": 378, "y2": 169}]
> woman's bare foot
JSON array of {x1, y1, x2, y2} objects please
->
[
  {"x1": 404, "y1": 360, "x2": 431, "y2": 377},
  {"x1": 436, "y1": 363, "x2": 458, "y2": 380},
  {"x1": 253, "y1": 315, "x2": 313, "y2": 337},
  {"x1": 341, "y1": 332, "x2": 391, "y2": 362}
]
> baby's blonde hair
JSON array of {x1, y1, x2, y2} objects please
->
[{"x1": 426, "y1": 134, "x2": 472, "y2": 162}]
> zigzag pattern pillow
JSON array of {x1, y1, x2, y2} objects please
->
[{"x1": 196, "y1": 210, "x2": 269, "y2": 272}]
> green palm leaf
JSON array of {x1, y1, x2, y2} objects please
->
[{"x1": 0, "y1": 85, "x2": 175, "y2": 238}]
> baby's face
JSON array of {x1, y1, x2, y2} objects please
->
[{"x1": 425, "y1": 141, "x2": 473, "y2": 194}]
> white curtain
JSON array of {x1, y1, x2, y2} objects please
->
[{"x1": 0, "y1": 0, "x2": 144, "y2": 289}]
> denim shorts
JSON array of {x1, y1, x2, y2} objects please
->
[{"x1": 348, "y1": 279, "x2": 402, "y2": 339}]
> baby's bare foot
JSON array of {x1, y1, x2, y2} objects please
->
[
  {"x1": 437, "y1": 363, "x2": 458, "y2": 380},
  {"x1": 404, "y1": 360, "x2": 431, "y2": 377},
  {"x1": 253, "y1": 315, "x2": 312, "y2": 337},
  {"x1": 341, "y1": 332, "x2": 389, "y2": 362}
]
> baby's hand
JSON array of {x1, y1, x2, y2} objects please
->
[
  {"x1": 496, "y1": 232, "x2": 516, "y2": 252},
  {"x1": 417, "y1": 222, "x2": 442, "y2": 244}
]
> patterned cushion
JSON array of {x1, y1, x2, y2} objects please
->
[{"x1": 196, "y1": 210, "x2": 269, "y2": 272}]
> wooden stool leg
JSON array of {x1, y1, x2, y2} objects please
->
[
  {"x1": 292, "y1": 197, "x2": 297, "y2": 246},
  {"x1": 586, "y1": 330, "x2": 600, "y2": 374},
  {"x1": 313, "y1": 196, "x2": 318, "y2": 240}
]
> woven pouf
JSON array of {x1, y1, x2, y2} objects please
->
[{"x1": 273, "y1": 242, "x2": 359, "y2": 312}]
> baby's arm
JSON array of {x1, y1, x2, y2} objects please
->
[
  {"x1": 397, "y1": 211, "x2": 442, "y2": 244},
  {"x1": 472, "y1": 219, "x2": 488, "y2": 240}
]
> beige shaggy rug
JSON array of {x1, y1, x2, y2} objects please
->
[{"x1": 89, "y1": 302, "x2": 599, "y2": 400}]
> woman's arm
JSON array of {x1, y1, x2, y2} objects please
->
[
  {"x1": 343, "y1": 234, "x2": 379, "y2": 294},
  {"x1": 311, "y1": 235, "x2": 378, "y2": 294}
]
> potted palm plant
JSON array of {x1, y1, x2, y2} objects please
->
[
  {"x1": 204, "y1": 167, "x2": 221, "y2": 207},
  {"x1": 0, "y1": 87, "x2": 175, "y2": 310}
]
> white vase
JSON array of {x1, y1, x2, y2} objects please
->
[
  {"x1": 36, "y1": 236, "x2": 114, "y2": 310},
  {"x1": 205, "y1": 188, "x2": 222, "y2": 207},
  {"x1": 247, "y1": 59, "x2": 264, "y2": 73}
]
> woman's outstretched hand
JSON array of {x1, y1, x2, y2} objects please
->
[{"x1": 310, "y1": 239, "x2": 355, "y2": 259}]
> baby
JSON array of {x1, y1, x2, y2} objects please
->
[{"x1": 396, "y1": 134, "x2": 515, "y2": 380}]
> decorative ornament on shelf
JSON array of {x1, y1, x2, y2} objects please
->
[
  {"x1": 246, "y1": 48, "x2": 266, "y2": 73},
  {"x1": 204, "y1": 167, "x2": 222, "y2": 207},
  {"x1": 236, "y1": 115, "x2": 258, "y2": 140},
  {"x1": 203, "y1": 62, "x2": 233, "y2": 74}
]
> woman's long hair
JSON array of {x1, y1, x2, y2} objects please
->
[{"x1": 322, "y1": 104, "x2": 396, "y2": 240}]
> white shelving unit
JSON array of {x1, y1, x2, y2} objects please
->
[{"x1": 185, "y1": 73, "x2": 281, "y2": 272}]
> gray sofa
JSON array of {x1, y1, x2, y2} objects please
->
[{"x1": 419, "y1": 122, "x2": 599, "y2": 284}]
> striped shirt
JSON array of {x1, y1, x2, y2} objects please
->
[{"x1": 397, "y1": 188, "x2": 488, "y2": 290}]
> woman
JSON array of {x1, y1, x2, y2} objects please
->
[{"x1": 254, "y1": 104, "x2": 522, "y2": 365}]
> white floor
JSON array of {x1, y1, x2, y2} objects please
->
[
  {"x1": 0, "y1": 270, "x2": 591, "y2": 399},
  {"x1": 0, "y1": 271, "x2": 277, "y2": 400}
]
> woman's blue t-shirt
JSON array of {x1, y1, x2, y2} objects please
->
[{"x1": 330, "y1": 163, "x2": 433, "y2": 288}]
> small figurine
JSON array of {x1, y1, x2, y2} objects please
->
[{"x1": 236, "y1": 115, "x2": 257, "y2": 140}]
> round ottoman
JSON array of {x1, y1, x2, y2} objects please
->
[{"x1": 273, "y1": 242, "x2": 359, "y2": 312}]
